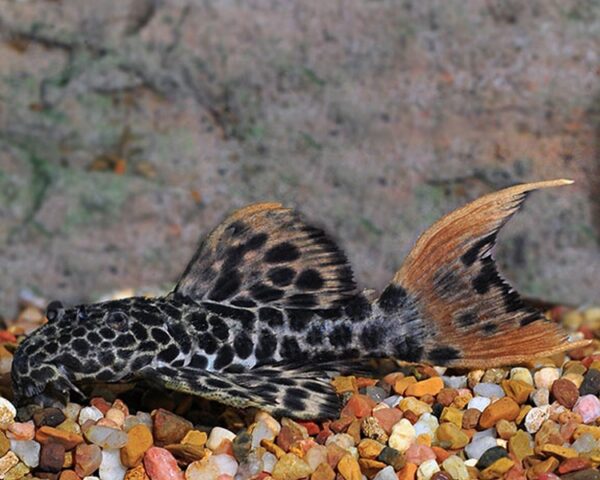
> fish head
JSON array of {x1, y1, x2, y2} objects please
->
[{"x1": 12, "y1": 297, "x2": 155, "y2": 407}]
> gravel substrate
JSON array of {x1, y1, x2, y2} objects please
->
[{"x1": 0, "y1": 301, "x2": 598, "y2": 480}]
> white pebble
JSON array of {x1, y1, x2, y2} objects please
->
[
  {"x1": 304, "y1": 445, "x2": 327, "y2": 471},
  {"x1": 206, "y1": 427, "x2": 236, "y2": 451},
  {"x1": 473, "y1": 383, "x2": 505, "y2": 399},
  {"x1": 442, "y1": 375, "x2": 467, "y2": 389},
  {"x1": 209, "y1": 453, "x2": 238, "y2": 476},
  {"x1": 414, "y1": 413, "x2": 439, "y2": 438},
  {"x1": 510, "y1": 368, "x2": 533, "y2": 385},
  {"x1": 262, "y1": 452, "x2": 277, "y2": 473},
  {"x1": 78, "y1": 406, "x2": 103, "y2": 424},
  {"x1": 251, "y1": 420, "x2": 278, "y2": 448},
  {"x1": 388, "y1": 419, "x2": 415, "y2": 453},
  {"x1": 464, "y1": 437, "x2": 497, "y2": 460},
  {"x1": 325, "y1": 433, "x2": 354, "y2": 451},
  {"x1": 0, "y1": 397, "x2": 16, "y2": 427},
  {"x1": 472, "y1": 428, "x2": 496, "y2": 441},
  {"x1": 442, "y1": 455, "x2": 469, "y2": 480},
  {"x1": 417, "y1": 458, "x2": 440, "y2": 480},
  {"x1": 99, "y1": 449, "x2": 126, "y2": 480},
  {"x1": 84, "y1": 425, "x2": 128, "y2": 449},
  {"x1": 572, "y1": 433, "x2": 597, "y2": 453},
  {"x1": 534, "y1": 367, "x2": 560, "y2": 389},
  {"x1": 63, "y1": 403, "x2": 82, "y2": 421},
  {"x1": 531, "y1": 388, "x2": 549, "y2": 407},
  {"x1": 524, "y1": 406, "x2": 550, "y2": 433},
  {"x1": 382, "y1": 395, "x2": 402, "y2": 407},
  {"x1": 374, "y1": 465, "x2": 398, "y2": 480},
  {"x1": 467, "y1": 396, "x2": 491, "y2": 412},
  {"x1": 9, "y1": 439, "x2": 40, "y2": 468}
]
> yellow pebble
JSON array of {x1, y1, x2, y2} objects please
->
[
  {"x1": 261, "y1": 439, "x2": 286, "y2": 459},
  {"x1": 440, "y1": 407, "x2": 464, "y2": 427},
  {"x1": 332, "y1": 376, "x2": 358, "y2": 394},
  {"x1": 539, "y1": 444, "x2": 578, "y2": 459},
  {"x1": 181, "y1": 430, "x2": 207, "y2": 447},
  {"x1": 480, "y1": 458, "x2": 514, "y2": 480},
  {"x1": 404, "y1": 377, "x2": 444, "y2": 397},
  {"x1": 394, "y1": 376, "x2": 417, "y2": 395},
  {"x1": 338, "y1": 454, "x2": 362, "y2": 480}
]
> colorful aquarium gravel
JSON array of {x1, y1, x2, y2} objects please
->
[{"x1": 0, "y1": 301, "x2": 597, "y2": 479}]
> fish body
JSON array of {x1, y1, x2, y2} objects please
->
[{"x1": 12, "y1": 180, "x2": 588, "y2": 418}]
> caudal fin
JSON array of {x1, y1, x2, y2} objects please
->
[{"x1": 381, "y1": 179, "x2": 590, "y2": 368}]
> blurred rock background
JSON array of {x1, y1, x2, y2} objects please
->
[{"x1": 0, "y1": 0, "x2": 598, "y2": 316}]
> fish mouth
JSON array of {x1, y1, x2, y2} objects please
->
[{"x1": 12, "y1": 363, "x2": 84, "y2": 409}]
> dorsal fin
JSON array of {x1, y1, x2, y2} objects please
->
[
  {"x1": 175, "y1": 203, "x2": 357, "y2": 310},
  {"x1": 384, "y1": 179, "x2": 590, "y2": 368}
]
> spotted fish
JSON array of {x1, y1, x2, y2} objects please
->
[{"x1": 11, "y1": 180, "x2": 589, "y2": 418}]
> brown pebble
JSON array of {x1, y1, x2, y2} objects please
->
[
  {"x1": 462, "y1": 409, "x2": 481, "y2": 429},
  {"x1": 58, "y1": 470, "x2": 80, "y2": 480},
  {"x1": 436, "y1": 388, "x2": 458, "y2": 407},
  {"x1": 431, "y1": 473, "x2": 453, "y2": 480},
  {"x1": 33, "y1": 408, "x2": 67, "y2": 428},
  {"x1": 479, "y1": 397, "x2": 520, "y2": 429},
  {"x1": 551, "y1": 378, "x2": 580, "y2": 408},
  {"x1": 403, "y1": 410, "x2": 419, "y2": 424},
  {"x1": 151, "y1": 408, "x2": 193, "y2": 445},
  {"x1": 74, "y1": 443, "x2": 102, "y2": 477},
  {"x1": 39, "y1": 442, "x2": 66, "y2": 473},
  {"x1": 35, "y1": 426, "x2": 84, "y2": 450}
]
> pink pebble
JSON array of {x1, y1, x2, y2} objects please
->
[
  {"x1": 144, "y1": 447, "x2": 184, "y2": 480},
  {"x1": 7, "y1": 421, "x2": 35, "y2": 440},
  {"x1": 573, "y1": 394, "x2": 600, "y2": 424},
  {"x1": 405, "y1": 444, "x2": 436, "y2": 465},
  {"x1": 373, "y1": 407, "x2": 404, "y2": 434},
  {"x1": 217, "y1": 476, "x2": 234, "y2": 480}
]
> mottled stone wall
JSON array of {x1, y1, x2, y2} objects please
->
[{"x1": 0, "y1": 0, "x2": 598, "y2": 315}]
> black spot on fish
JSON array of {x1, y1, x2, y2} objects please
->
[
  {"x1": 306, "y1": 325, "x2": 323, "y2": 345},
  {"x1": 206, "y1": 377, "x2": 231, "y2": 389},
  {"x1": 280, "y1": 336, "x2": 301, "y2": 359},
  {"x1": 199, "y1": 333, "x2": 218, "y2": 355},
  {"x1": 231, "y1": 297, "x2": 257, "y2": 308},
  {"x1": 520, "y1": 311, "x2": 541, "y2": 327},
  {"x1": 428, "y1": 345, "x2": 461, "y2": 364},
  {"x1": 209, "y1": 316, "x2": 229, "y2": 341},
  {"x1": 255, "y1": 329, "x2": 277, "y2": 361},
  {"x1": 234, "y1": 332, "x2": 253, "y2": 359},
  {"x1": 245, "y1": 232, "x2": 268, "y2": 251},
  {"x1": 394, "y1": 336, "x2": 424, "y2": 362},
  {"x1": 45, "y1": 342, "x2": 58, "y2": 355},
  {"x1": 97, "y1": 369, "x2": 114, "y2": 381},
  {"x1": 295, "y1": 269, "x2": 324, "y2": 291},
  {"x1": 288, "y1": 309, "x2": 313, "y2": 332},
  {"x1": 151, "y1": 328, "x2": 170, "y2": 344},
  {"x1": 214, "y1": 345, "x2": 234, "y2": 369},
  {"x1": 131, "y1": 322, "x2": 149, "y2": 341},
  {"x1": 115, "y1": 333, "x2": 136, "y2": 348},
  {"x1": 361, "y1": 324, "x2": 384, "y2": 350},
  {"x1": 250, "y1": 283, "x2": 285, "y2": 303},
  {"x1": 158, "y1": 345, "x2": 180, "y2": 363},
  {"x1": 209, "y1": 270, "x2": 241, "y2": 301},
  {"x1": 461, "y1": 233, "x2": 496, "y2": 267},
  {"x1": 132, "y1": 355, "x2": 153, "y2": 370},
  {"x1": 85, "y1": 331, "x2": 100, "y2": 343},
  {"x1": 264, "y1": 242, "x2": 301, "y2": 263},
  {"x1": 259, "y1": 307, "x2": 284, "y2": 328},
  {"x1": 344, "y1": 295, "x2": 372, "y2": 322},
  {"x1": 72, "y1": 327, "x2": 86, "y2": 338},
  {"x1": 139, "y1": 340, "x2": 158, "y2": 352},
  {"x1": 329, "y1": 324, "x2": 352, "y2": 347},
  {"x1": 99, "y1": 327, "x2": 116, "y2": 340},
  {"x1": 283, "y1": 392, "x2": 306, "y2": 411},
  {"x1": 71, "y1": 339, "x2": 89, "y2": 356},
  {"x1": 228, "y1": 220, "x2": 247, "y2": 237},
  {"x1": 161, "y1": 303, "x2": 182, "y2": 320},
  {"x1": 99, "y1": 350, "x2": 115, "y2": 365},
  {"x1": 378, "y1": 284, "x2": 408, "y2": 313},
  {"x1": 188, "y1": 312, "x2": 208, "y2": 331},
  {"x1": 268, "y1": 267, "x2": 296, "y2": 287},
  {"x1": 482, "y1": 322, "x2": 498, "y2": 335},
  {"x1": 472, "y1": 257, "x2": 503, "y2": 295},
  {"x1": 223, "y1": 245, "x2": 245, "y2": 271},
  {"x1": 190, "y1": 354, "x2": 208, "y2": 369},
  {"x1": 456, "y1": 311, "x2": 477, "y2": 328}
]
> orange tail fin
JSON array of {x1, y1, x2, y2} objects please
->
[{"x1": 383, "y1": 179, "x2": 589, "y2": 368}]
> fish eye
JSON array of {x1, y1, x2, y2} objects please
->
[
  {"x1": 107, "y1": 311, "x2": 128, "y2": 331},
  {"x1": 45, "y1": 300, "x2": 64, "y2": 322}
]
